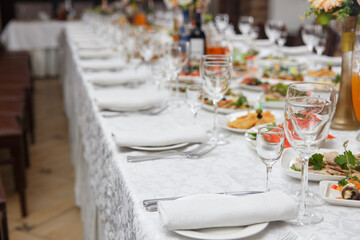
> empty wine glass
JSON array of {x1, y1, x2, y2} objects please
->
[
  {"x1": 265, "y1": 20, "x2": 285, "y2": 55},
  {"x1": 202, "y1": 61, "x2": 232, "y2": 145},
  {"x1": 314, "y1": 30, "x2": 327, "y2": 69},
  {"x1": 257, "y1": 126, "x2": 285, "y2": 192},
  {"x1": 186, "y1": 85, "x2": 203, "y2": 124},
  {"x1": 277, "y1": 30, "x2": 288, "y2": 57},
  {"x1": 215, "y1": 14, "x2": 229, "y2": 33},
  {"x1": 301, "y1": 24, "x2": 321, "y2": 54},
  {"x1": 284, "y1": 83, "x2": 336, "y2": 225},
  {"x1": 238, "y1": 16, "x2": 254, "y2": 37}
]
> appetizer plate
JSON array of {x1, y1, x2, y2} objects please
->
[
  {"x1": 319, "y1": 181, "x2": 360, "y2": 207},
  {"x1": 280, "y1": 148, "x2": 344, "y2": 182},
  {"x1": 202, "y1": 104, "x2": 252, "y2": 115},
  {"x1": 174, "y1": 222, "x2": 269, "y2": 240},
  {"x1": 218, "y1": 111, "x2": 282, "y2": 134},
  {"x1": 129, "y1": 142, "x2": 189, "y2": 151}
]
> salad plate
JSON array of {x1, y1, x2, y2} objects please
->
[
  {"x1": 280, "y1": 148, "x2": 344, "y2": 182},
  {"x1": 319, "y1": 181, "x2": 360, "y2": 207},
  {"x1": 174, "y1": 222, "x2": 269, "y2": 240}
]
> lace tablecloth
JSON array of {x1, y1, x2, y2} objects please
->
[{"x1": 60, "y1": 22, "x2": 360, "y2": 240}]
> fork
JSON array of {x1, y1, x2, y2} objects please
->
[
  {"x1": 281, "y1": 231, "x2": 298, "y2": 240},
  {"x1": 127, "y1": 143, "x2": 215, "y2": 162}
]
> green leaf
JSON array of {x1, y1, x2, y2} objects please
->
[
  {"x1": 338, "y1": 179, "x2": 348, "y2": 186},
  {"x1": 309, "y1": 153, "x2": 324, "y2": 170},
  {"x1": 334, "y1": 153, "x2": 348, "y2": 169}
]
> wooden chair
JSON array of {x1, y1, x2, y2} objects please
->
[
  {"x1": 0, "y1": 115, "x2": 27, "y2": 217},
  {"x1": 0, "y1": 177, "x2": 8, "y2": 240}
]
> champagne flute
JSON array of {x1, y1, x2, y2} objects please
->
[
  {"x1": 202, "y1": 61, "x2": 232, "y2": 145},
  {"x1": 256, "y1": 126, "x2": 285, "y2": 192},
  {"x1": 284, "y1": 83, "x2": 336, "y2": 225},
  {"x1": 186, "y1": 85, "x2": 203, "y2": 124}
]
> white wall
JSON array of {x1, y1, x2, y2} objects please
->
[{"x1": 269, "y1": 0, "x2": 314, "y2": 34}]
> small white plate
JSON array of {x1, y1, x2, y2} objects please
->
[
  {"x1": 280, "y1": 148, "x2": 344, "y2": 182},
  {"x1": 174, "y1": 222, "x2": 269, "y2": 240},
  {"x1": 202, "y1": 103, "x2": 252, "y2": 114},
  {"x1": 219, "y1": 111, "x2": 282, "y2": 134},
  {"x1": 129, "y1": 142, "x2": 189, "y2": 151},
  {"x1": 319, "y1": 181, "x2": 360, "y2": 207}
]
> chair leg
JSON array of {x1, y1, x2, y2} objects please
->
[
  {"x1": 22, "y1": 124, "x2": 30, "y2": 169},
  {"x1": 26, "y1": 89, "x2": 35, "y2": 144},
  {"x1": 10, "y1": 136, "x2": 27, "y2": 217},
  {"x1": 2, "y1": 209, "x2": 8, "y2": 240}
]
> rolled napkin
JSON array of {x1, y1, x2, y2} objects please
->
[
  {"x1": 78, "y1": 49, "x2": 114, "y2": 59},
  {"x1": 107, "y1": 109, "x2": 208, "y2": 147},
  {"x1": 86, "y1": 66, "x2": 149, "y2": 86},
  {"x1": 94, "y1": 86, "x2": 166, "y2": 112},
  {"x1": 158, "y1": 190, "x2": 297, "y2": 230},
  {"x1": 80, "y1": 58, "x2": 127, "y2": 71}
]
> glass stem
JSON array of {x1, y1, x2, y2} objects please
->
[
  {"x1": 266, "y1": 165, "x2": 272, "y2": 192},
  {"x1": 299, "y1": 155, "x2": 310, "y2": 218},
  {"x1": 175, "y1": 73, "x2": 179, "y2": 100},
  {"x1": 213, "y1": 100, "x2": 219, "y2": 139},
  {"x1": 193, "y1": 111, "x2": 197, "y2": 126}
]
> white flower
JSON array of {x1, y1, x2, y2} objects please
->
[{"x1": 177, "y1": 0, "x2": 192, "y2": 7}]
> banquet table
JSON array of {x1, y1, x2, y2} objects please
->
[
  {"x1": 1, "y1": 20, "x2": 66, "y2": 77},
  {"x1": 60, "y1": 22, "x2": 360, "y2": 240}
]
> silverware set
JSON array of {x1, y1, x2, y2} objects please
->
[
  {"x1": 127, "y1": 142, "x2": 216, "y2": 162},
  {"x1": 142, "y1": 190, "x2": 264, "y2": 212}
]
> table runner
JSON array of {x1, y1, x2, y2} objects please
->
[{"x1": 61, "y1": 22, "x2": 360, "y2": 240}]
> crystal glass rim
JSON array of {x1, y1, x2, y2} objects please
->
[
  {"x1": 287, "y1": 82, "x2": 336, "y2": 92},
  {"x1": 257, "y1": 126, "x2": 284, "y2": 135}
]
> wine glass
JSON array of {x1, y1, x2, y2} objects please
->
[
  {"x1": 301, "y1": 24, "x2": 321, "y2": 54},
  {"x1": 238, "y1": 16, "x2": 254, "y2": 37},
  {"x1": 202, "y1": 61, "x2": 232, "y2": 145},
  {"x1": 284, "y1": 83, "x2": 336, "y2": 225},
  {"x1": 215, "y1": 14, "x2": 229, "y2": 33},
  {"x1": 256, "y1": 126, "x2": 285, "y2": 192},
  {"x1": 186, "y1": 85, "x2": 203, "y2": 124},
  {"x1": 314, "y1": 29, "x2": 327, "y2": 69},
  {"x1": 265, "y1": 20, "x2": 285, "y2": 55},
  {"x1": 277, "y1": 30, "x2": 288, "y2": 57}
]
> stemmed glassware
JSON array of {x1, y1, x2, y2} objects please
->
[
  {"x1": 215, "y1": 14, "x2": 230, "y2": 33},
  {"x1": 277, "y1": 29, "x2": 288, "y2": 57},
  {"x1": 186, "y1": 85, "x2": 203, "y2": 124},
  {"x1": 238, "y1": 16, "x2": 254, "y2": 37},
  {"x1": 201, "y1": 60, "x2": 232, "y2": 145},
  {"x1": 301, "y1": 24, "x2": 321, "y2": 55},
  {"x1": 314, "y1": 28, "x2": 327, "y2": 69},
  {"x1": 284, "y1": 83, "x2": 336, "y2": 225},
  {"x1": 256, "y1": 126, "x2": 285, "y2": 192},
  {"x1": 265, "y1": 20, "x2": 285, "y2": 55}
]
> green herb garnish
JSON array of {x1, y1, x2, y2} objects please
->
[
  {"x1": 338, "y1": 179, "x2": 348, "y2": 186},
  {"x1": 309, "y1": 153, "x2": 324, "y2": 170}
]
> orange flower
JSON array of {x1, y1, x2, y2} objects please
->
[{"x1": 309, "y1": 0, "x2": 345, "y2": 12}]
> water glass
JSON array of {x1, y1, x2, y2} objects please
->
[{"x1": 256, "y1": 126, "x2": 285, "y2": 192}]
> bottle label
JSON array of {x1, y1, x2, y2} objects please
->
[{"x1": 190, "y1": 39, "x2": 205, "y2": 60}]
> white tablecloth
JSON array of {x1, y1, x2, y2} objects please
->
[
  {"x1": 61, "y1": 22, "x2": 360, "y2": 240},
  {"x1": 1, "y1": 20, "x2": 66, "y2": 77}
]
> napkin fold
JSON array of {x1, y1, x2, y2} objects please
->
[
  {"x1": 80, "y1": 58, "x2": 127, "y2": 71},
  {"x1": 94, "y1": 86, "x2": 166, "y2": 112},
  {"x1": 158, "y1": 190, "x2": 297, "y2": 230},
  {"x1": 107, "y1": 109, "x2": 208, "y2": 147},
  {"x1": 86, "y1": 67, "x2": 149, "y2": 86}
]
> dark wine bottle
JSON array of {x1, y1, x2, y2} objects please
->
[{"x1": 190, "y1": 11, "x2": 206, "y2": 70}]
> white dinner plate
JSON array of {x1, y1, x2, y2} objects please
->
[
  {"x1": 280, "y1": 148, "x2": 344, "y2": 182},
  {"x1": 319, "y1": 181, "x2": 360, "y2": 207},
  {"x1": 201, "y1": 103, "x2": 252, "y2": 114},
  {"x1": 174, "y1": 222, "x2": 269, "y2": 240},
  {"x1": 128, "y1": 142, "x2": 189, "y2": 151},
  {"x1": 219, "y1": 111, "x2": 282, "y2": 134}
]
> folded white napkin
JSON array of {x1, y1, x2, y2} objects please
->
[
  {"x1": 80, "y1": 58, "x2": 127, "y2": 71},
  {"x1": 78, "y1": 49, "x2": 114, "y2": 59},
  {"x1": 94, "y1": 86, "x2": 166, "y2": 111},
  {"x1": 281, "y1": 46, "x2": 308, "y2": 56},
  {"x1": 108, "y1": 110, "x2": 208, "y2": 147},
  {"x1": 77, "y1": 42, "x2": 110, "y2": 50},
  {"x1": 158, "y1": 190, "x2": 297, "y2": 230},
  {"x1": 86, "y1": 67, "x2": 149, "y2": 86}
]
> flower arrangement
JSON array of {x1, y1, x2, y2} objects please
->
[
  {"x1": 163, "y1": 0, "x2": 193, "y2": 9},
  {"x1": 304, "y1": 0, "x2": 360, "y2": 24}
]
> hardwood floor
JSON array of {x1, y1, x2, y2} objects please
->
[{"x1": 0, "y1": 78, "x2": 84, "y2": 240}]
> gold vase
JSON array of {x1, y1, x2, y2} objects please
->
[{"x1": 331, "y1": 16, "x2": 360, "y2": 130}]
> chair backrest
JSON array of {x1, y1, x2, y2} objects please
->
[{"x1": 15, "y1": 2, "x2": 52, "y2": 20}]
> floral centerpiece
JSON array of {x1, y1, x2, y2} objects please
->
[
  {"x1": 304, "y1": 0, "x2": 360, "y2": 24},
  {"x1": 304, "y1": 0, "x2": 360, "y2": 130}
]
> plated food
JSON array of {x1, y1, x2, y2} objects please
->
[
  {"x1": 307, "y1": 68, "x2": 337, "y2": 78},
  {"x1": 203, "y1": 92, "x2": 252, "y2": 112},
  {"x1": 264, "y1": 83, "x2": 288, "y2": 102},
  {"x1": 319, "y1": 181, "x2": 360, "y2": 207},
  {"x1": 263, "y1": 65, "x2": 303, "y2": 81},
  {"x1": 227, "y1": 110, "x2": 275, "y2": 130},
  {"x1": 240, "y1": 77, "x2": 270, "y2": 89},
  {"x1": 290, "y1": 150, "x2": 360, "y2": 178}
]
